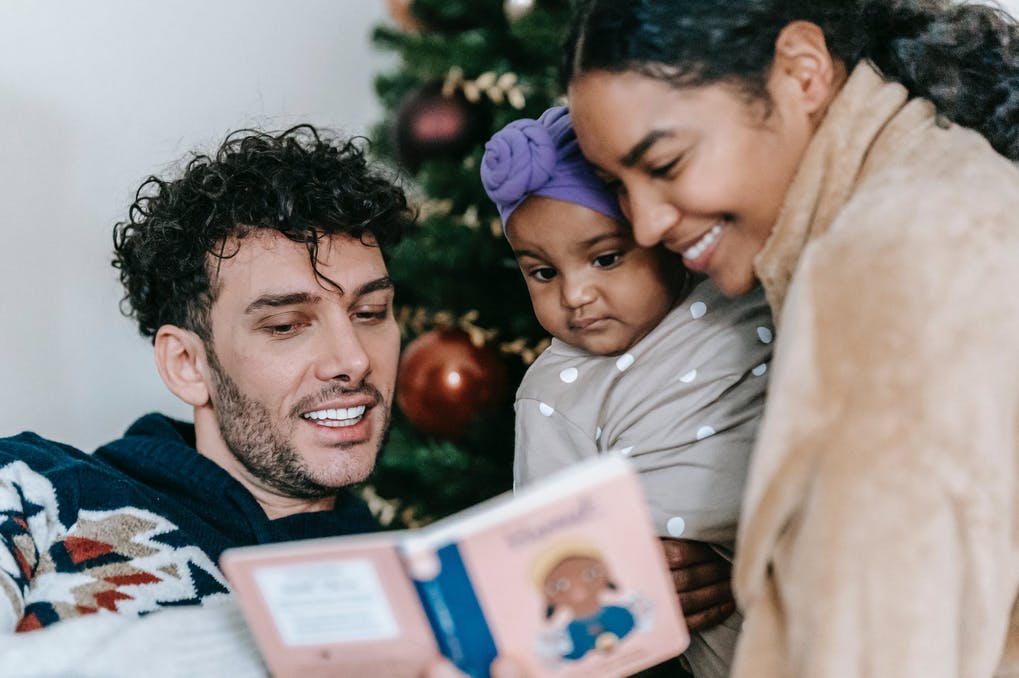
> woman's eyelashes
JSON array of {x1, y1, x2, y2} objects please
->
[{"x1": 649, "y1": 156, "x2": 681, "y2": 178}]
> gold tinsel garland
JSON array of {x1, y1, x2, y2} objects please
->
[{"x1": 396, "y1": 305, "x2": 549, "y2": 365}]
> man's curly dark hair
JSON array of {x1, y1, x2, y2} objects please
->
[{"x1": 113, "y1": 124, "x2": 414, "y2": 343}]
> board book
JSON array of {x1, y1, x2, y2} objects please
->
[{"x1": 220, "y1": 454, "x2": 690, "y2": 677}]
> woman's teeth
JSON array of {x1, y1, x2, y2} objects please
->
[{"x1": 682, "y1": 223, "x2": 722, "y2": 261}]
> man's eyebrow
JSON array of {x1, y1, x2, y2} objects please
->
[
  {"x1": 621, "y1": 129, "x2": 675, "y2": 167},
  {"x1": 245, "y1": 292, "x2": 320, "y2": 314},
  {"x1": 244, "y1": 278, "x2": 393, "y2": 314},
  {"x1": 353, "y1": 277, "x2": 394, "y2": 298}
]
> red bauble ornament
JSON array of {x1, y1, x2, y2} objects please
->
[{"x1": 397, "y1": 329, "x2": 508, "y2": 439}]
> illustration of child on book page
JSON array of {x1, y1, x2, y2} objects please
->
[{"x1": 531, "y1": 538, "x2": 653, "y2": 664}]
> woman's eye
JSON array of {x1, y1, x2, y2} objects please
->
[
  {"x1": 531, "y1": 267, "x2": 557, "y2": 282},
  {"x1": 593, "y1": 252, "x2": 622, "y2": 268},
  {"x1": 650, "y1": 158, "x2": 679, "y2": 178}
]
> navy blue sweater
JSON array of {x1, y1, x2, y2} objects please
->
[{"x1": 0, "y1": 413, "x2": 377, "y2": 631}]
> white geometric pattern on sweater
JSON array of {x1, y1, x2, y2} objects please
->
[{"x1": 0, "y1": 461, "x2": 229, "y2": 632}]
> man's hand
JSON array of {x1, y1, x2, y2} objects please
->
[{"x1": 660, "y1": 538, "x2": 735, "y2": 632}]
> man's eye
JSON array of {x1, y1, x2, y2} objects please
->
[
  {"x1": 266, "y1": 324, "x2": 299, "y2": 337},
  {"x1": 530, "y1": 267, "x2": 557, "y2": 282},
  {"x1": 593, "y1": 252, "x2": 622, "y2": 268},
  {"x1": 354, "y1": 309, "x2": 389, "y2": 322}
]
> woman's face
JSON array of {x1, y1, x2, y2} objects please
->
[{"x1": 568, "y1": 69, "x2": 815, "y2": 296}]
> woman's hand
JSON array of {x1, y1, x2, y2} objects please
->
[{"x1": 660, "y1": 538, "x2": 736, "y2": 631}]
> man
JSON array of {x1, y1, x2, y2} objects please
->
[{"x1": 0, "y1": 126, "x2": 731, "y2": 674}]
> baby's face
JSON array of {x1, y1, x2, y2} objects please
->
[{"x1": 506, "y1": 196, "x2": 682, "y2": 356}]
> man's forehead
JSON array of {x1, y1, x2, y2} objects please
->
[{"x1": 210, "y1": 230, "x2": 386, "y2": 300}]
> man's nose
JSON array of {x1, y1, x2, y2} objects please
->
[{"x1": 314, "y1": 319, "x2": 371, "y2": 384}]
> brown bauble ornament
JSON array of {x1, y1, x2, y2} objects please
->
[{"x1": 397, "y1": 329, "x2": 508, "y2": 439}]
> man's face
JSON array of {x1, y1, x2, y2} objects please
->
[{"x1": 202, "y1": 231, "x2": 400, "y2": 501}]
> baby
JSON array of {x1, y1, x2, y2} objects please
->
[{"x1": 481, "y1": 106, "x2": 772, "y2": 678}]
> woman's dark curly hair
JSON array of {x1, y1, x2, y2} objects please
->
[
  {"x1": 113, "y1": 124, "x2": 415, "y2": 342},
  {"x1": 565, "y1": 0, "x2": 1019, "y2": 161}
]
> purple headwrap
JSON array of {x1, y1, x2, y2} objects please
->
[{"x1": 480, "y1": 106, "x2": 623, "y2": 228}]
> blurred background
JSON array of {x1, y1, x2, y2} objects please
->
[{"x1": 1, "y1": 0, "x2": 1017, "y2": 524}]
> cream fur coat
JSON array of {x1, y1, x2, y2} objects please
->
[{"x1": 731, "y1": 63, "x2": 1019, "y2": 677}]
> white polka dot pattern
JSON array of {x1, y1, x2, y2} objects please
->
[
  {"x1": 690, "y1": 301, "x2": 707, "y2": 319},
  {"x1": 757, "y1": 326, "x2": 774, "y2": 344},
  {"x1": 680, "y1": 369, "x2": 697, "y2": 383},
  {"x1": 667, "y1": 516, "x2": 687, "y2": 537},
  {"x1": 559, "y1": 367, "x2": 579, "y2": 383},
  {"x1": 538, "y1": 402, "x2": 555, "y2": 417},
  {"x1": 615, "y1": 353, "x2": 635, "y2": 371},
  {"x1": 696, "y1": 425, "x2": 716, "y2": 440}
]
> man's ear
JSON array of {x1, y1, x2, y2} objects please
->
[
  {"x1": 769, "y1": 21, "x2": 840, "y2": 119},
  {"x1": 154, "y1": 325, "x2": 211, "y2": 408}
]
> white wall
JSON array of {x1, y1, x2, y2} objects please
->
[{"x1": 0, "y1": 1, "x2": 393, "y2": 448}]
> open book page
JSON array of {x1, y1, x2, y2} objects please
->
[{"x1": 221, "y1": 533, "x2": 440, "y2": 678}]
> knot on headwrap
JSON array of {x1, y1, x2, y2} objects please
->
[
  {"x1": 480, "y1": 118, "x2": 556, "y2": 208},
  {"x1": 481, "y1": 106, "x2": 623, "y2": 228}
]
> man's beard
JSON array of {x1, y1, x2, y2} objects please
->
[{"x1": 207, "y1": 355, "x2": 389, "y2": 501}]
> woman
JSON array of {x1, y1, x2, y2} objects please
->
[{"x1": 564, "y1": 2, "x2": 1019, "y2": 677}]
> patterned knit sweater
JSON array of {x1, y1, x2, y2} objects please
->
[{"x1": 0, "y1": 413, "x2": 378, "y2": 632}]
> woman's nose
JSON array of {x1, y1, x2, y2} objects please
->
[{"x1": 623, "y1": 184, "x2": 681, "y2": 248}]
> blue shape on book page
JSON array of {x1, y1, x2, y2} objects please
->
[{"x1": 411, "y1": 543, "x2": 497, "y2": 678}]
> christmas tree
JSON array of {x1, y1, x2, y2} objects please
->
[{"x1": 362, "y1": 0, "x2": 574, "y2": 526}]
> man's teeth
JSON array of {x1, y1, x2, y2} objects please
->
[
  {"x1": 682, "y1": 224, "x2": 723, "y2": 260},
  {"x1": 302, "y1": 406, "x2": 366, "y2": 427}
]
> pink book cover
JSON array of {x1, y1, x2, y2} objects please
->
[{"x1": 400, "y1": 454, "x2": 690, "y2": 678}]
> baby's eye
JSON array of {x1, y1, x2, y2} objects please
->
[
  {"x1": 593, "y1": 252, "x2": 622, "y2": 268},
  {"x1": 530, "y1": 267, "x2": 557, "y2": 282}
]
